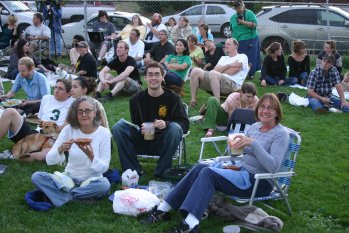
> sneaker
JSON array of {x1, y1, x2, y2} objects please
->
[
  {"x1": 140, "y1": 205, "x2": 170, "y2": 224},
  {"x1": 165, "y1": 220, "x2": 200, "y2": 233},
  {"x1": 248, "y1": 75, "x2": 254, "y2": 80},
  {"x1": 0, "y1": 150, "x2": 14, "y2": 160},
  {"x1": 98, "y1": 95, "x2": 112, "y2": 102}
]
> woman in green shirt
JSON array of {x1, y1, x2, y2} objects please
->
[{"x1": 164, "y1": 39, "x2": 192, "y2": 88}]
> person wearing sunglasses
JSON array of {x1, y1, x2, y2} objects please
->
[{"x1": 31, "y1": 96, "x2": 111, "y2": 208}]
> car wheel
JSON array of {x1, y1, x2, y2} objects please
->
[
  {"x1": 70, "y1": 15, "x2": 84, "y2": 23},
  {"x1": 220, "y1": 23, "x2": 231, "y2": 38},
  {"x1": 261, "y1": 37, "x2": 290, "y2": 54},
  {"x1": 17, "y1": 23, "x2": 31, "y2": 36}
]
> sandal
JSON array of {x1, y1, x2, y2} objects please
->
[
  {"x1": 199, "y1": 104, "x2": 207, "y2": 115},
  {"x1": 205, "y1": 129, "x2": 214, "y2": 137}
]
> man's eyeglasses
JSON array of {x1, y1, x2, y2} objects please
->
[
  {"x1": 146, "y1": 73, "x2": 162, "y2": 78},
  {"x1": 77, "y1": 108, "x2": 94, "y2": 116}
]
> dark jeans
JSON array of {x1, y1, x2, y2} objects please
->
[
  {"x1": 111, "y1": 119, "x2": 183, "y2": 176},
  {"x1": 263, "y1": 75, "x2": 298, "y2": 86},
  {"x1": 165, "y1": 163, "x2": 273, "y2": 220}
]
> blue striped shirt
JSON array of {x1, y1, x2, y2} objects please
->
[
  {"x1": 242, "y1": 123, "x2": 289, "y2": 174},
  {"x1": 11, "y1": 71, "x2": 51, "y2": 101}
]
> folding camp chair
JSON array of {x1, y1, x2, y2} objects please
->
[
  {"x1": 137, "y1": 131, "x2": 190, "y2": 166},
  {"x1": 198, "y1": 125, "x2": 301, "y2": 216},
  {"x1": 198, "y1": 108, "x2": 256, "y2": 161},
  {"x1": 138, "y1": 103, "x2": 190, "y2": 166},
  {"x1": 230, "y1": 130, "x2": 301, "y2": 216},
  {"x1": 0, "y1": 42, "x2": 15, "y2": 67}
]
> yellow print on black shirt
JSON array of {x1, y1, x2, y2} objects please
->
[{"x1": 158, "y1": 105, "x2": 168, "y2": 118}]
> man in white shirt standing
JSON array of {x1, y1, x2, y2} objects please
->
[
  {"x1": 124, "y1": 29, "x2": 144, "y2": 67},
  {"x1": 190, "y1": 38, "x2": 249, "y2": 106},
  {"x1": 22, "y1": 13, "x2": 51, "y2": 52},
  {"x1": 144, "y1": 13, "x2": 167, "y2": 51}
]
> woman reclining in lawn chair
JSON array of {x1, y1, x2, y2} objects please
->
[{"x1": 140, "y1": 93, "x2": 289, "y2": 233}]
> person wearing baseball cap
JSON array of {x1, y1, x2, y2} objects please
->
[
  {"x1": 75, "y1": 41, "x2": 97, "y2": 79},
  {"x1": 306, "y1": 52, "x2": 349, "y2": 113}
]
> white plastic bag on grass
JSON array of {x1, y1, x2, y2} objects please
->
[
  {"x1": 288, "y1": 92, "x2": 309, "y2": 107},
  {"x1": 112, "y1": 189, "x2": 160, "y2": 216}
]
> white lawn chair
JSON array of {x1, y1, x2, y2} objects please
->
[
  {"x1": 230, "y1": 131, "x2": 301, "y2": 216},
  {"x1": 198, "y1": 108, "x2": 256, "y2": 163},
  {"x1": 198, "y1": 123, "x2": 301, "y2": 216}
]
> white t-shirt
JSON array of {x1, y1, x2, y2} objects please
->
[
  {"x1": 124, "y1": 38, "x2": 145, "y2": 59},
  {"x1": 217, "y1": 54, "x2": 249, "y2": 87},
  {"x1": 46, "y1": 125, "x2": 111, "y2": 181},
  {"x1": 144, "y1": 23, "x2": 167, "y2": 43},
  {"x1": 24, "y1": 23, "x2": 51, "y2": 39},
  {"x1": 38, "y1": 95, "x2": 74, "y2": 127}
]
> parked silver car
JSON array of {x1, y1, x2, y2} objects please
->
[
  {"x1": 163, "y1": 4, "x2": 236, "y2": 37},
  {"x1": 257, "y1": 5, "x2": 349, "y2": 53},
  {"x1": 0, "y1": 1, "x2": 35, "y2": 34},
  {"x1": 61, "y1": 11, "x2": 150, "y2": 47}
]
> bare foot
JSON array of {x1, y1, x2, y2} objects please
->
[
  {"x1": 190, "y1": 100, "x2": 197, "y2": 107},
  {"x1": 205, "y1": 129, "x2": 214, "y2": 137},
  {"x1": 261, "y1": 80, "x2": 266, "y2": 87}
]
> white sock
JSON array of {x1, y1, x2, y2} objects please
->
[
  {"x1": 185, "y1": 213, "x2": 199, "y2": 229},
  {"x1": 157, "y1": 200, "x2": 172, "y2": 212}
]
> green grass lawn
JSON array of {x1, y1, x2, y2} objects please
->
[{"x1": 0, "y1": 56, "x2": 349, "y2": 232}]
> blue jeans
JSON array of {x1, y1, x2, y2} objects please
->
[
  {"x1": 165, "y1": 164, "x2": 272, "y2": 220},
  {"x1": 264, "y1": 75, "x2": 298, "y2": 86},
  {"x1": 50, "y1": 31, "x2": 62, "y2": 56},
  {"x1": 111, "y1": 119, "x2": 183, "y2": 176},
  {"x1": 164, "y1": 71, "x2": 184, "y2": 88},
  {"x1": 289, "y1": 72, "x2": 308, "y2": 86},
  {"x1": 31, "y1": 172, "x2": 110, "y2": 207},
  {"x1": 308, "y1": 95, "x2": 349, "y2": 113}
]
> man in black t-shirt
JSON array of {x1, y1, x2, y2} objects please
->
[
  {"x1": 96, "y1": 40, "x2": 142, "y2": 102},
  {"x1": 203, "y1": 40, "x2": 225, "y2": 71},
  {"x1": 111, "y1": 62, "x2": 189, "y2": 177},
  {"x1": 143, "y1": 29, "x2": 175, "y2": 66}
]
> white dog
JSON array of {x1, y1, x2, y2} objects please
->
[{"x1": 47, "y1": 64, "x2": 78, "y2": 87}]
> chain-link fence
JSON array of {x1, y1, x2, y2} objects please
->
[{"x1": 15, "y1": 0, "x2": 349, "y2": 53}]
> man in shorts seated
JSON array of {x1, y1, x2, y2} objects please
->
[
  {"x1": 189, "y1": 38, "x2": 249, "y2": 106},
  {"x1": 0, "y1": 79, "x2": 74, "y2": 161},
  {"x1": 96, "y1": 40, "x2": 142, "y2": 102}
]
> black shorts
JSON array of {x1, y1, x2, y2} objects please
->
[{"x1": 9, "y1": 121, "x2": 38, "y2": 143}]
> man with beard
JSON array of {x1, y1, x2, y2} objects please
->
[{"x1": 144, "y1": 13, "x2": 167, "y2": 51}]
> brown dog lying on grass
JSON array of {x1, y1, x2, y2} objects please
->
[{"x1": 12, "y1": 121, "x2": 59, "y2": 160}]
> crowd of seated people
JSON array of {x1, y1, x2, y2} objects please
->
[{"x1": 1, "y1": 6, "x2": 349, "y2": 229}]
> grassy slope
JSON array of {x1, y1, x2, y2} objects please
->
[{"x1": 0, "y1": 55, "x2": 348, "y2": 232}]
